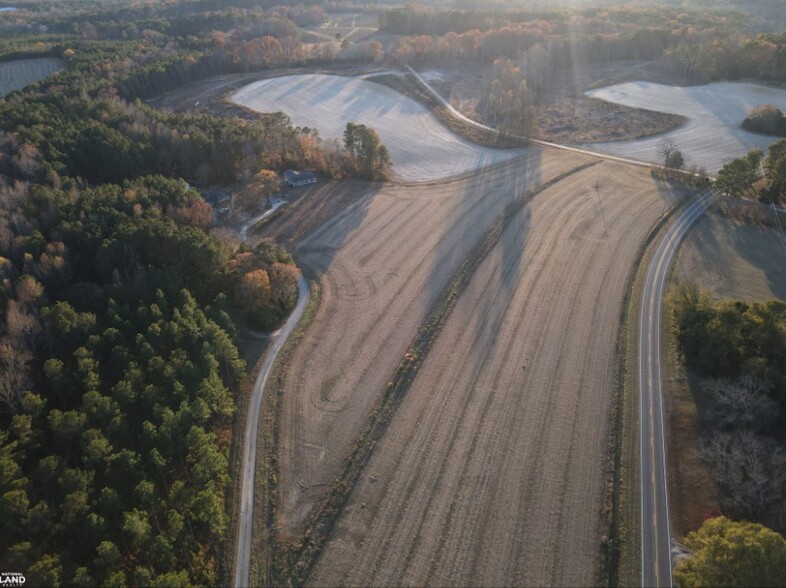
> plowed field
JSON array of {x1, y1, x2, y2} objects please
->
[
  {"x1": 307, "y1": 162, "x2": 688, "y2": 587},
  {"x1": 271, "y1": 149, "x2": 595, "y2": 539},
  {"x1": 230, "y1": 74, "x2": 525, "y2": 181}
]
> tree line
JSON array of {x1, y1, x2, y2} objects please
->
[
  {"x1": 715, "y1": 139, "x2": 786, "y2": 204},
  {"x1": 673, "y1": 286, "x2": 786, "y2": 532}
]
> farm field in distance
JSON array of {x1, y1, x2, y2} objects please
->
[
  {"x1": 231, "y1": 74, "x2": 525, "y2": 181},
  {"x1": 0, "y1": 57, "x2": 63, "y2": 96},
  {"x1": 583, "y1": 81, "x2": 786, "y2": 173},
  {"x1": 674, "y1": 205, "x2": 786, "y2": 301},
  {"x1": 261, "y1": 150, "x2": 690, "y2": 585}
]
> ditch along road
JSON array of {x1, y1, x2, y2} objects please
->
[
  {"x1": 234, "y1": 275, "x2": 309, "y2": 588},
  {"x1": 639, "y1": 191, "x2": 715, "y2": 588}
]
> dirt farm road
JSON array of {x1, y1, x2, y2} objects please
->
[
  {"x1": 639, "y1": 191, "x2": 715, "y2": 588},
  {"x1": 234, "y1": 275, "x2": 309, "y2": 588}
]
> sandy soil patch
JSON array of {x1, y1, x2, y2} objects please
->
[
  {"x1": 230, "y1": 74, "x2": 525, "y2": 182},
  {"x1": 267, "y1": 148, "x2": 593, "y2": 541},
  {"x1": 0, "y1": 57, "x2": 64, "y2": 96},
  {"x1": 583, "y1": 81, "x2": 786, "y2": 172},
  {"x1": 298, "y1": 162, "x2": 687, "y2": 586},
  {"x1": 674, "y1": 208, "x2": 786, "y2": 301}
]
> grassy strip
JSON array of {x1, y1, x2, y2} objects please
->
[
  {"x1": 271, "y1": 160, "x2": 599, "y2": 586},
  {"x1": 369, "y1": 73, "x2": 527, "y2": 149},
  {"x1": 604, "y1": 185, "x2": 696, "y2": 587},
  {"x1": 250, "y1": 274, "x2": 322, "y2": 587}
]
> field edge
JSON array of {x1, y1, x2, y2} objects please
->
[{"x1": 613, "y1": 182, "x2": 695, "y2": 586}]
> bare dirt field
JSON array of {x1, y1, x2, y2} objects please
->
[
  {"x1": 584, "y1": 81, "x2": 786, "y2": 173},
  {"x1": 674, "y1": 205, "x2": 786, "y2": 301},
  {"x1": 272, "y1": 158, "x2": 688, "y2": 586},
  {"x1": 230, "y1": 74, "x2": 525, "y2": 181},
  {"x1": 263, "y1": 148, "x2": 597, "y2": 543},
  {"x1": 0, "y1": 57, "x2": 63, "y2": 96}
]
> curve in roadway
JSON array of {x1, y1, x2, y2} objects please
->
[
  {"x1": 639, "y1": 191, "x2": 715, "y2": 587},
  {"x1": 234, "y1": 274, "x2": 310, "y2": 588}
]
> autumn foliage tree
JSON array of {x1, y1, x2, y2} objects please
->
[
  {"x1": 482, "y1": 58, "x2": 536, "y2": 136},
  {"x1": 675, "y1": 517, "x2": 786, "y2": 587},
  {"x1": 228, "y1": 241, "x2": 299, "y2": 329}
]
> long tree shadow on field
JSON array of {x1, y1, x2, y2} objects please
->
[
  {"x1": 708, "y1": 203, "x2": 786, "y2": 300},
  {"x1": 256, "y1": 178, "x2": 380, "y2": 280},
  {"x1": 424, "y1": 147, "x2": 541, "y2": 367}
]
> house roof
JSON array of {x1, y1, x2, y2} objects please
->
[
  {"x1": 284, "y1": 169, "x2": 316, "y2": 182},
  {"x1": 204, "y1": 192, "x2": 231, "y2": 205}
]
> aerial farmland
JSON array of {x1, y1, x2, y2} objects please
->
[{"x1": 2, "y1": 2, "x2": 786, "y2": 587}]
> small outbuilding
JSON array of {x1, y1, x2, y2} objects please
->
[{"x1": 284, "y1": 169, "x2": 317, "y2": 188}]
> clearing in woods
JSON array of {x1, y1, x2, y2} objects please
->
[
  {"x1": 263, "y1": 150, "x2": 689, "y2": 584},
  {"x1": 0, "y1": 57, "x2": 64, "y2": 96},
  {"x1": 230, "y1": 74, "x2": 525, "y2": 182}
]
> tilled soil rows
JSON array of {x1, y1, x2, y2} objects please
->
[
  {"x1": 272, "y1": 149, "x2": 593, "y2": 544},
  {"x1": 307, "y1": 162, "x2": 687, "y2": 587}
]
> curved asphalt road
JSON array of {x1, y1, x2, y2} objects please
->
[
  {"x1": 639, "y1": 191, "x2": 715, "y2": 587},
  {"x1": 234, "y1": 275, "x2": 310, "y2": 588}
]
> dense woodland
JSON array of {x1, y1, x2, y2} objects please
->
[
  {"x1": 0, "y1": 2, "x2": 339, "y2": 585},
  {"x1": 674, "y1": 287, "x2": 786, "y2": 532}
]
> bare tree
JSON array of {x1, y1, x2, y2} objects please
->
[
  {"x1": 701, "y1": 430, "x2": 786, "y2": 518},
  {"x1": 5, "y1": 300, "x2": 41, "y2": 349},
  {"x1": 658, "y1": 137, "x2": 684, "y2": 171},
  {"x1": 702, "y1": 376, "x2": 778, "y2": 432},
  {"x1": 658, "y1": 138, "x2": 677, "y2": 167}
]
